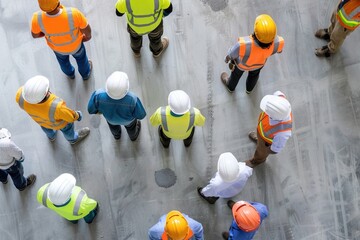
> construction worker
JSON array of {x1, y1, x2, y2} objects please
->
[
  {"x1": 37, "y1": 173, "x2": 99, "y2": 223},
  {"x1": 315, "y1": 0, "x2": 360, "y2": 57},
  {"x1": 148, "y1": 210, "x2": 204, "y2": 240},
  {"x1": 246, "y1": 91, "x2": 292, "y2": 168},
  {"x1": 31, "y1": 0, "x2": 93, "y2": 80},
  {"x1": 115, "y1": 0, "x2": 173, "y2": 58},
  {"x1": 16, "y1": 75, "x2": 90, "y2": 145},
  {"x1": 0, "y1": 128, "x2": 36, "y2": 191},
  {"x1": 221, "y1": 14, "x2": 284, "y2": 94},
  {"x1": 197, "y1": 152, "x2": 252, "y2": 204},
  {"x1": 222, "y1": 200, "x2": 268, "y2": 239},
  {"x1": 149, "y1": 90, "x2": 205, "y2": 148},
  {"x1": 87, "y1": 71, "x2": 146, "y2": 141}
]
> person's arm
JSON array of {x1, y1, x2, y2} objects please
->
[
  {"x1": 31, "y1": 32, "x2": 45, "y2": 38},
  {"x1": 163, "y1": 3, "x2": 173, "y2": 17},
  {"x1": 149, "y1": 108, "x2": 162, "y2": 126},
  {"x1": 148, "y1": 216, "x2": 166, "y2": 240},
  {"x1": 270, "y1": 132, "x2": 291, "y2": 154},
  {"x1": 31, "y1": 13, "x2": 45, "y2": 38},
  {"x1": 186, "y1": 216, "x2": 204, "y2": 240},
  {"x1": 133, "y1": 98, "x2": 147, "y2": 120},
  {"x1": 8, "y1": 141, "x2": 24, "y2": 161},
  {"x1": 80, "y1": 25, "x2": 92, "y2": 42},
  {"x1": 115, "y1": 0, "x2": 125, "y2": 17},
  {"x1": 87, "y1": 91, "x2": 99, "y2": 114},
  {"x1": 56, "y1": 101, "x2": 81, "y2": 123},
  {"x1": 226, "y1": 42, "x2": 240, "y2": 61},
  {"x1": 194, "y1": 109, "x2": 206, "y2": 127}
]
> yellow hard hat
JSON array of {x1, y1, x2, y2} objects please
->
[
  {"x1": 164, "y1": 211, "x2": 190, "y2": 240},
  {"x1": 38, "y1": 0, "x2": 59, "y2": 12},
  {"x1": 254, "y1": 14, "x2": 277, "y2": 44}
]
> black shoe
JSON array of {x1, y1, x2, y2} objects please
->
[
  {"x1": 114, "y1": 135, "x2": 121, "y2": 140},
  {"x1": 222, "y1": 232, "x2": 229, "y2": 239},
  {"x1": 130, "y1": 121, "x2": 141, "y2": 141},
  {"x1": 158, "y1": 126, "x2": 170, "y2": 148},
  {"x1": 184, "y1": 140, "x2": 192, "y2": 147},
  {"x1": 197, "y1": 187, "x2": 219, "y2": 204},
  {"x1": 227, "y1": 200, "x2": 235, "y2": 210},
  {"x1": 19, "y1": 174, "x2": 36, "y2": 191},
  {"x1": 82, "y1": 60, "x2": 93, "y2": 80},
  {"x1": 1, "y1": 179, "x2": 8, "y2": 184}
]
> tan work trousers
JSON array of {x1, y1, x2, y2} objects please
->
[
  {"x1": 247, "y1": 131, "x2": 272, "y2": 167},
  {"x1": 327, "y1": 10, "x2": 353, "y2": 53}
]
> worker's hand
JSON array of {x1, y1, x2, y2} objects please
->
[
  {"x1": 76, "y1": 111, "x2": 83, "y2": 121},
  {"x1": 224, "y1": 55, "x2": 231, "y2": 63},
  {"x1": 82, "y1": 34, "x2": 91, "y2": 42},
  {"x1": 228, "y1": 61, "x2": 235, "y2": 71}
]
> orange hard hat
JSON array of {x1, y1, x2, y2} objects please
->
[
  {"x1": 38, "y1": 0, "x2": 59, "y2": 12},
  {"x1": 232, "y1": 201, "x2": 261, "y2": 232},
  {"x1": 164, "y1": 210, "x2": 190, "y2": 240},
  {"x1": 254, "y1": 14, "x2": 277, "y2": 44}
]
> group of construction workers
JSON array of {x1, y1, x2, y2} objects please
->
[{"x1": 1, "y1": 0, "x2": 359, "y2": 239}]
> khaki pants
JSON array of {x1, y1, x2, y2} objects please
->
[
  {"x1": 247, "y1": 131, "x2": 272, "y2": 167},
  {"x1": 327, "y1": 10, "x2": 353, "y2": 53}
]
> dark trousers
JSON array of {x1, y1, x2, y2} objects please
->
[
  {"x1": 0, "y1": 161, "x2": 27, "y2": 190},
  {"x1": 248, "y1": 131, "x2": 272, "y2": 167},
  {"x1": 228, "y1": 66, "x2": 263, "y2": 92},
  {"x1": 107, "y1": 119, "x2": 139, "y2": 140},
  {"x1": 159, "y1": 126, "x2": 195, "y2": 147},
  {"x1": 127, "y1": 21, "x2": 164, "y2": 55}
]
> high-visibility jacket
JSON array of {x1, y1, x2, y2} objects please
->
[
  {"x1": 257, "y1": 111, "x2": 293, "y2": 145},
  {"x1": 31, "y1": 6, "x2": 88, "y2": 54},
  {"x1": 161, "y1": 229, "x2": 194, "y2": 240},
  {"x1": 236, "y1": 35, "x2": 284, "y2": 71},
  {"x1": 115, "y1": 0, "x2": 171, "y2": 34},
  {"x1": 37, "y1": 183, "x2": 97, "y2": 221},
  {"x1": 149, "y1": 106, "x2": 206, "y2": 139},
  {"x1": 16, "y1": 87, "x2": 78, "y2": 130},
  {"x1": 337, "y1": 0, "x2": 360, "y2": 30}
]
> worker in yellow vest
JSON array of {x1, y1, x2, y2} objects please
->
[
  {"x1": 148, "y1": 210, "x2": 204, "y2": 239},
  {"x1": 37, "y1": 173, "x2": 99, "y2": 224},
  {"x1": 246, "y1": 91, "x2": 293, "y2": 168},
  {"x1": 31, "y1": 0, "x2": 93, "y2": 80},
  {"x1": 150, "y1": 90, "x2": 205, "y2": 148},
  {"x1": 15, "y1": 75, "x2": 90, "y2": 145},
  {"x1": 315, "y1": 0, "x2": 360, "y2": 57},
  {"x1": 115, "y1": 0, "x2": 173, "y2": 58}
]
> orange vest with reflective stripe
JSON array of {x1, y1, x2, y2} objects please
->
[
  {"x1": 337, "y1": 0, "x2": 360, "y2": 30},
  {"x1": 36, "y1": 6, "x2": 84, "y2": 54},
  {"x1": 161, "y1": 229, "x2": 194, "y2": 240},
  {"x1": 257, "y1": 112, "x2": 293, "y2": 144},
  {"x1": 236, "y1": 35, "x2": 284, "y2": 71},
  {"x1": 16, "y1": 87, "x2": 69, "y2": 130}
]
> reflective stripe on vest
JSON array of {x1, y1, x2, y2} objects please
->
[
  {"x1": 125, "y1": 0, "x2": 161, "y2": 27},
  {"x1": 257, "y1": 112, "x2": 292, "y2": 144},
  {"x1": 271, "y1": 36, "x2": 280, "y2": 55},
  {"x1": 338, "y1": 5, "x2": 360, "y2": 29},
  {"x1": 161, "y1": 228, "x2": 194, "y2": 240},
  {"x1": 42, "y1": 185, "x2": 51, "y2": 207},
  {"x1": 37, "y1": 7, "x2": 77, "y2": 47},
  {"x1": 160, "y1": 107, "x2": 195, "y2": 132},
  {"x1": 18, "y1": 93, "x2": 66, "y2": 128}
]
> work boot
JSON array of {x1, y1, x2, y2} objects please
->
[
  {"x1": 220, "y1": 72, "x2": 234, "y2": 93},
  {"x1": 197, "y1": 187, "x2": 219, "y2": 204},
  {"x1": 83, "y1": 60, "x2": 93, "y2": 80},
  {"x1": 227, "y1": 200, "x2": 235, "y2": 210},
  {"x1": 133, "y1": 51, "x2": 141, "y2": 58},
  {"x1": 129, "y1": 121, "x2": 141, "y2": 141},
  {"x1": 315, "y1": 29, "x2": 330, "y2": 41},
  {"x1": 153, "y1": 37, "x2": 169, "y2": 58},
  {"x1": 158, "y1": 126, "x2": 170, "y2": 148},
  {"x1": 1, "y1": 179, "x2": 8, "y2": 184},
  {"x1": 19, "y1": 174, "x2": 37, "y2": 191},
  {"x1": 222, "y1": 231, "x2": 229, "y2": 239},
  {"x1": 71, "y1": 127, "x2": 90, "y2": 145},
  {"x1": 248, "y1": 131, "x2": 258, "y2": 143},
  {"x1": 315, "y1": 46, "x2": 331, "y2": 57}
]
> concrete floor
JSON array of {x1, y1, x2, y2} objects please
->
[{"x1": 1, "y1": 0, "x2": 360, "y2": 239}]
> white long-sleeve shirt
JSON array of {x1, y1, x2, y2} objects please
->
[
  {"x1": 201, "y1": 162, "x2": 253, "y2": 198},
  {"x1": 0, "y1": 138, "x2": 24, "y2": 169}
]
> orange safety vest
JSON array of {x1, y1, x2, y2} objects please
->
[
  {"x1": 236, "y1": 35, "x2": 284, "y2": 71},
  {"x1": 257, "y1": 111, "x2": 293, "y2": 145},
  {"x1": 161, "y1": 229, "x2": 194, "y2": 240},
  {"x1": 337, "y1": 0, "x2": 360, "y2": 30},
  {"x1": 16, "y1": 88, "x2": 69, "y2": 130},
  {"x1": 36, "y1": 6, "x2": 84, "y2": 54}
]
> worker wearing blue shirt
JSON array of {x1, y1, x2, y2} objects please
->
[{"x1": 87, "y1": 71, "x2": 146, "y2": 141}]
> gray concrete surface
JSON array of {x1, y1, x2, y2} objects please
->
[{"x1": 1, "y1": 0, "x2": 360, "y2": 239}]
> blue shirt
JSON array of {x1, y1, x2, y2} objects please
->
[
  {"x1": 228, "y1": 202, "x2": 268, "y2": 240},
  {"x1": 87, "y1": 89, "x2": 146, "y2": 126}
]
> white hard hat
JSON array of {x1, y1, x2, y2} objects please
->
[
  {"x1": 217, "y1": 152, "x2": 240, "y2": 182},
  {"x1": 260, "y1": 94, "x2": 291, "y2": 120},
  {"x1": 22, "y1": 75, "x2": 50, "y2": 104},
  {"x1": 105, "y1": 71, "x2": 129, "y2": 100},
  {"x1": 168, "y1": 90, "x2": 191, "y2": 115},
  {"x1": 48, "y1": 173, "x2": 76, "y2": 205},
  {"x1": 0, "y1": 128, "x2": 11, "y2": 139}
]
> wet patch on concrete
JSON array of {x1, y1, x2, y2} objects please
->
[
  {"x1": 155, "y1": 168, "x2": 177, "y2": 188},
  {"x1": 201, "y1": 0, "x2": 228, "y2": 12}
]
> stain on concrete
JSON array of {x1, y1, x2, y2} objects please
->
[
  {"x1": 155, "y1": 168, "x2": 177, "y2": 188},
  {"x1": 201, "y1": 0, "x2": 228, "y2": 12}
]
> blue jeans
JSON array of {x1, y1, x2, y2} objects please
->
[
  {"x1": 0, "y1": 161, "x2": 27, "y2": 190},
  {"x1": 41, "y1": 123, "x2": 78, "y2": 143},
  {"x1": 54, "y1": 43, "x2": 90, "y2": 79}
]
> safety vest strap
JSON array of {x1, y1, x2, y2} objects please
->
[
  {"x1": 264, "y1": 122, "x2": 292, "y2": 136},
  {"x1": 271, "y1": 36, "x2": 280, "y2": 55},
  {"x1": 338, "y1": 6, "x2": 360, "y2": 28},
  {"x1": 18, "y1": 92, "x2": 25, "y2": 109},
  {"x1": 49, "y1": 98, "x2": 61, "y2": 123},
  {"x1": 73, "y1": 190, "x2": 86, "y2": 216},
  {"x1": 37, "y1": 7, "x2": 77, "y2": 47},
  {"x1": 239, "y1": 36, "x2": 252, "y2": 64},
  {"x1": 125, "y1": 0, "x2": 161, "y2": 27},
  {"x1": 42, "y1": 184, "x2": 51, "y2": 207},
  {"x1": 160, "y1": 107, "x2": 195, "y2": 132},
  {"x1": 187, "y1": 108, "x2": 195, "y2": 132}
]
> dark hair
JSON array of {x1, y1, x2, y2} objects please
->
[{"x1": 252, "y1": 33, "x2": 272, "y2": 49}]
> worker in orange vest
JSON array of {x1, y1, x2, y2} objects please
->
[
  {"x1": 221, "y1": 14, "x2": 284, "y2": 94},
  {"x1": 31, "y1": 0, "x2": 93, "y2": 80},
  {"x1": 246, "y1": 91, "x2": 292, "y2": 168},
  {"x1": 315, "y1": 0, "x2": 360, "y2": 57}
]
